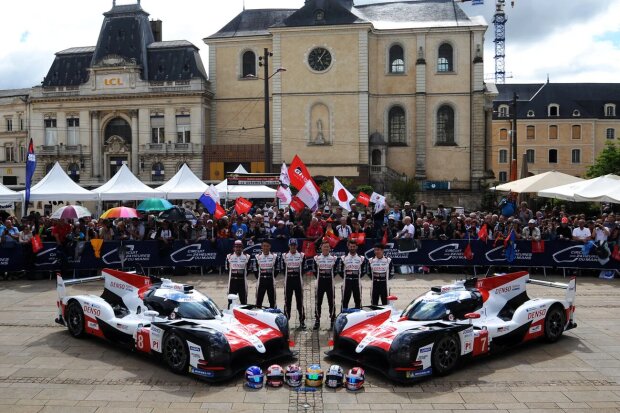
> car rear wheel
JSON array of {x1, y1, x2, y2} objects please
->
[
  {"x1": 66, "y1": 301, "x2": 86, "y2": 338},
  {"x1": 163, "y1": 332, "x2": 189, "y2": 374},
  {"x1": 544, "y1": 305, "x2": 565, "y2": 343},
  {"x1": 432, "y1": 334, "x2": 460, "y2": 376}
]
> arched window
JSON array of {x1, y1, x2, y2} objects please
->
[
  {"x1": 437, "y1": 43, "x2": 453, "y2": 72},
  {"x1": 105, "y1": 117, "x2": 131, "y2": 144},
  {"x1": 68, "y1": 162, "x2": 80, "y2": 183},
  {"x1": 371, "y1": 149, "x2": 382, "y2": 166},
  {"x1": 242, "y1": 51, "x2": 256, "y2": 78},
  {"x1": 388, "y1": 106, "x2": 406, "y2": 145},
  {"x1": 152, "y1": 162, "x2": 165, "y2": 182},
  {"x1": 389, "y1": 45, "x2": 404, "y2": 73},
  {"x1": 605, "y1": 103, "x2": 616, "y2": 117},
  {"x1": 436, "y1": 105, "x2": 455, "y2": 145}
]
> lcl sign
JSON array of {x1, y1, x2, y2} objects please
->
[{"x1": 104, "y1": 78, "x2": 124, "y2": 86}]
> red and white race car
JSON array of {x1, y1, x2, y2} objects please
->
[
  {"x1": 55, "y1": 269, "x2": 292, "y2": 380},
  {"x1": 328, "y1": 271, "x2": 577, "y2": 382}
]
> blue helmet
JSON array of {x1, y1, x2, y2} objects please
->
[{"x1": 245, "y1": 365, "x2": 264, "y2": 389}]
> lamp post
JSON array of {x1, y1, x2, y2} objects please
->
[
  {"x1": 258, "y1": 48, "x2": 286, "y2": 173},
  {"x1": 510, "y1": 91, "x2": 519, "y2": 181}
]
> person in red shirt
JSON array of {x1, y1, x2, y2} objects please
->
[
  {"x1": 306, "y1": 217, "x2": 324, "y2": 243},
  {"x1": 51, "y1": 219, "x2": 71, "y2": 246}
]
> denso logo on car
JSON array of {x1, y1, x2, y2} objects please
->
[
  {"x1": 151, "y1": 326, "x2": 162, "y2": 337},
  {"x1": 528, "y1": 309, "x2": 547, "y2": 320},
  {"x1": 83, "y1": 306, "x2": 101, "y2": 317},
  {"x1": 495, "y1": 285, "x2": 512, "y2": 294}
]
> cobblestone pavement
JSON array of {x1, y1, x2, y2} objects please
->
[{"x1": 0, "y1": 272, "x2": 619, "y2": 413}]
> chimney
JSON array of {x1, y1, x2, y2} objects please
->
[{"x1": 150, "y1": 19, "x2": 162, "y2": 42}]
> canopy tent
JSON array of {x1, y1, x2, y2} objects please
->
[
  {"x1": 231, "y1": 164, "x2": 249, "y2": 174},
  {"x1": 538, "y1": 174, "x2": 620, "y2": 202},
  {"x1": 0, "y1": 183, "x2": 22, "y2": 202},
  {"x1": 216, "y1": 164, "x2": 276, "y2": 199},
  {"x1": 492, "y1": 171, "x2": 584, "y2": 194},
  {"x1": 573, "y1": 174, "x2": 620, "y2": 203},
  {"x1": 156, "y1": 163, "x2": 208, "y2": 200},
  {"x1": 22, "y1": 162, "x2": 98, "y2": 201},
  {"x1": 93, "y1": 164, "x2": 163, "y2": 200}
]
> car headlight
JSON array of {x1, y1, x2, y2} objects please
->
[
  {"x1": 333, "y1": 314, "x2": 348, "y2": 336},
  {"x1": 389, "y1": 333, "x2": 417, "y2": 365},
  {"x1": 275, "y1": 314, "x2": 289, "y2": 339}
]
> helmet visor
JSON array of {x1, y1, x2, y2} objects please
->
[
  {"x1": 306, "y1": 373, "x2": 321, "y2": 380},
  {"x1": 347, "y1": 377, "x2": 363, "y2": 384},
  {"x1": 248, "y1": 375, "x2": 263, "y2": 383}
]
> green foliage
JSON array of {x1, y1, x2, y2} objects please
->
[
  {"x1": 586, "y1": 142, "x2": 620, "y2": 178},
  {"x1": 356, "y1": 184, "x2": 374, "y2": 195},
  {"x1": 389, "y1": 179, "x2": 419, "y2": 204}
]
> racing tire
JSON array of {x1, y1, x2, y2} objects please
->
[
  {"x1": 163, "y1": 332, "x2": 189, "y2": 374},
  {"x1": 66, "y1": 301, "x2": 86, "y2": 338},
  {"x1": 544, "y1": 305, "x2": 566, "y2": 343},
  {"x1": 432, "y1": 334, "x2": 460, "y2": 376}
]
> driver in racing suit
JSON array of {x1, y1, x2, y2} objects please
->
[
  {"x1": 368, "y1": 243, "x2": 394, "y2": 305},
  {"x1": 281, "y1": 238, "x2": 307, "y2": 329},
  {"x1": 253, "y1": 240, "x2": 280, "y2": 308},
  {"x1": 224, "y1": 240, "x2": 252, "y2": 307},
  {"x1": 311, "y1": 240, "x2": 340, "y2": 330},
  {"x1": 339, "y1": 239, "x2": 368, "y2": 310}
]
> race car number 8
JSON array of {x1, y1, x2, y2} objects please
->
[{"x1": 137, "y1": 335, "x2": 144, "y2": 349}]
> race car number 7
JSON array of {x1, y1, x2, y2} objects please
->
[{"x1": 480, "y1": 336, "x2": 487, "y2": 353}]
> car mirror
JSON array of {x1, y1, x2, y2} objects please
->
[
  {"x1": 144, "y1": 310, "x2": 159, "y2": 318},
  {"x1": 464, "y1": 312, "x2": 480, "y2": 319},
  {"x1": 387, "y1": 295, "x2": 398, "y2": 301}
]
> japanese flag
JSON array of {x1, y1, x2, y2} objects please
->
[{"x1": 332, "y1": 177, "x2": 354, "y2": 211}]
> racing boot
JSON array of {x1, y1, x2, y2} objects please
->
[
  {"x1": 313, "y1": 321, "x2": 320, "y2": 331},
  {"x1": 300, "y1": 322, "x2": 307, "y2": 330},
  {"x1": 329, "y1": 319, "x2": 334, "y2": 330}
]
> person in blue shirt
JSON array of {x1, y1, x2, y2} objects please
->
[
  {"x1": 0, "y1": 219, "x2": 19, "y2": 247},
  {"x1": 231, "y1": 216, "x2": 248, "y2": 240},
  {"x1": 498, "y1": 192, "x2": 517, "y2": 218},
  {"x1": 272, "y1": 220, "x2": 290, "y2": 240}
]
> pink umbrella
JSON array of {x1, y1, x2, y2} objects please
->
[
  {"x1": 100, "y1": 207, "x2": 139, "y2": 219},
  {"x1": 50, "y1": 205, "x2": 92, "y2": 220}
]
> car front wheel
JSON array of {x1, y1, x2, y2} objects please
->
[
  {"x1": 432, "y1": 334, "x2": 460, "y2": 376},
  {"x1": 163, "y1": 332, "x2": 189, "y2": 374}
]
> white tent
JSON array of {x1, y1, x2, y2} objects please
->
[
  {"x1": 573, "y1": 174, "x2": 620, "y2": 203},
  {"x1": 93, "y1": 164, "x2": 163, "y2": 200},
  {"x1": 156, "y1": 163, "x2": 208, "y2": 200},
  {"x1": 232, "y1": 164, "x2": 249, "y2": 174},
  {"x1": 492, "y1": 170, "x2": 584, "y2": 193},
  {"x1": 22, "y1": 162, "x2": 98, "y2": 201},
  {"x1": 216, "y1": 164, "x2": 276, "y2": 199},
  {"x1": 538, "y1": 174, "x2": 620, "y2": 202},
  {"x1": 0, "y1": 183, "x2": 22, "y2": 202}
]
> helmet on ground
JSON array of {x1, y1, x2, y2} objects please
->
[
  {"x1": 245, "y1": 365, "x2": 264, "y2": 389},
  {"x1": 285, "y1": 364, "x2": 303, "y2": 387},
  {"x1": 325, "y1": 365, "x2": 344, "y2": 388},
  {"x1": 305, "y1": 364, "x2": 324, "y2": 387},
  {"x1": 345, "y1": 367, "x2": 365, "y2": 391},
  {"x1": 266, "y1": 364, "x2": 285, "y2": 387}
]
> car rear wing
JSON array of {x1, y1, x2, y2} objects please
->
[
  {"x1": 57, "y1": 273, "x2": 105, "y2": 300},
  {"x1": 528, "y1": 277, "x2": 576, "y2": 305}
]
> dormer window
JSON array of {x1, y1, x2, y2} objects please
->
[
  {"x1": 572, "y1": 109, "x2": 581, "y2": 117},
  {"x1": 498, "y1": 104, "x2": 509, "y2": 118},
  {"x1": 315, "y1": 9, "x2": 325, "y2": 22},
  {"x1": 605, "y1": 103, "x2": 616, "y2": 117},
  {"x1": 527, "y1": 110, "x2": 535, "y2": 117},
  {"x1": 548, "y1": 104, "x2": 559, "y2": 117}
]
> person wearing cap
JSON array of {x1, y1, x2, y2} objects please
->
[
  {"x1": 224, "y1": 240, "x2": 253, "y2": 307},
  {"x1": 403, "y1": 201, "x2": 414, "y2": 220},
  {"x1": 253, "y1": 239, "x2": 280, "y2": 308},
  {"x1": 339, "y1": 239, "x2": 369, "y2": 310},
  {"x1": 281, "y1": 238, "x2": 307, "y2": 329},
  {"x1": 311, "y1": 240, "x2": 340, "y2": 330},
  {"x1": 522, "y1": 219, "x2": 541, "y2": 241},
  {"x1": 272, "y1": 220, "x2": 290, "y2": 240},
  {"x1": 367, "y1": 243, "x2": 394, "y2": 306}
]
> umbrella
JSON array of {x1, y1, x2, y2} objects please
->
[
  {"x1": 158, "y1": 206, "x2": 197, "y2": 223},
  {"x1": 137, "y1": 198, "x2": 174, "y2": 212},
  {"x1": 50, "y1": 205, "x2": 92, "y2": 220},
  {"x1": 100, "y1": 206, "x2": 139, "y2": 219}
]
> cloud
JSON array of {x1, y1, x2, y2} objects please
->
[{"x1": 19, "y1": 31, "x2": 30, "y2": 43}]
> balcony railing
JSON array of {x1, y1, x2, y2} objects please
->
[{"x1": 140, "y1": 142, "x2": 201, "y2": 154}]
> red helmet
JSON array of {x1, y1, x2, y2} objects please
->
[
  {"x1": 345, "y1": 367, "x2": 365, "y2": 391},
  {"x1": 266, "y1": 364, "x2": 284, "y2": 387}
]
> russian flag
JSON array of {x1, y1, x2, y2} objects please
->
[{"x1": 199, "y1": 184, "x2": 220, "y2": 214}]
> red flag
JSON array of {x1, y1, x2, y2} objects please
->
[
  {"x1": 349, "y1": 232, "x2": 366, "y2": 246},
  {"x1": 478, "y1": 225, "x2": 488, "y2": 242},
  {"x1": 357, "y1": 192, "x2": 370, "y2": 207},
  {"x1": 464, "y1": 243, "x2": 474, "y2": 260},
  {"x1": 234, "y1": 197, "x2": 252, "y2": 215},
  {"x1": 324, "y1": 232, "x2": 340, "y2": 249},
  {"x1": 289, "y1": 196, "x2": 305, "y2": 212},
  {"x1": 214, "y1": 204, "x2": 226, "y2": 220},
  {"x1": 382, "y1": 228, "x2": 388, "y2": 245},
  {"x1": 288, "y1": 155, "x2": 320, "y2": 192}
]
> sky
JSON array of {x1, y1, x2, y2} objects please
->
[{"x1": 1, "y1": 0, "x2": 619, "y2": 90}]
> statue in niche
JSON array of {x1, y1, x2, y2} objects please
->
[{"x1": 314, "y1": 119, "x2": 326, "y2": 145}]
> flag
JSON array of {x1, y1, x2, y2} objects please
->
[
  {"x1": 214, "y1": 204, "x2": 226, "y2": 220},
  {"x1": 464, "y1": 242, "x2": 474, "y2": 260},
  {"x1": 276, "y1": 185, "x2": 292, "y2": 204},
  {"x1": 198, "y1": 184, "x2": 220, "y2": 214},
  {"x1": 370, "y1": 192, "x2": 386, "y2": 214},
  {"x1": 234, "y1": 197, "x2": 252, "y2": 215},
  {"x1": 279, "y1": 162, "x2": 290, "y2": 186},
  {"x1": 288, "y1": 155, "x2": 320, "y2": 192},
  {"x1": 504, "y1": 229, "x2": 517, "y2": 263},
  {"x1": 478, "y1": 224, "x2": 488, "y2": 242},
  {"x1": 324, "y1": 232, "x2": 340, "y2": 249},
  {"x1": 297, "y1": 179, "x2": 320, "y2": 209},
  {"x1": 289, "y1": 196, "x2": 305, "y2": 212},
  {"x1": 349, "y1": 232, "x2": 366, "y2": 246},
  {"x1": 357, "y1": 192, "x2": 370, "y2": 207},
  {"x1": 25, "y1": 138, "x2": 36, "y2": 214},
  {"x1": 333, "y1": 177, "x2": 354, "y2": 211}
]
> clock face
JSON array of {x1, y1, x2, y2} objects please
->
[{"x1": 308, "y1": 47, "x2": 332, "y2": 72}]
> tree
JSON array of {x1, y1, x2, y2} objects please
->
[
  {"x1": 320, "y1": 177, "x2": 354, "y2": 205},
  {"x1": 390, "y1": 179, "x2": 419, "y2": 204},
  {"x1": 587, "y1": 142, "x2": 620, "y2": 178},
  {"x1": 356, "y1": 184, "x2": 374, "y2": 195}
]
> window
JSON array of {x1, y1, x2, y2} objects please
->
[
  {"x1": 498, "y1": 149, "x2": 508, "y2": 164},
  {"x1": 67, "y1": 117, "x2": 79, "y2": 146},
  {"x1": 6, "y1": 118, "x2": 12, "y2": 132},
  {"x1": 68, "y1": 162, "x2": 80, "y2": 183},
  {"x1": 526, "y1": 149, "x2": 535, "y2": 164},
  {"x1": 572, "y1": 109, "x2": 581, "y2": 117},
  {"x1": 4, "y1": 145, "x2": 14, "y2": 162},
  {"x1": 607, "y1": 128, "x2": 616, "y2": 139},
  {"x1": 176, "y1": 115, "x2": 190, "y2": 143},
  {"x1": 571, "y1": 149, "x2": 581, "y2": 164},
  {"x1": 151, "y1": 116, "x2": 165, "y2": 144},
  {"x1": 572, "y1": 125, "x2": 581, "y2": 139},
  {"x1": 549, "y1": 125, "x2": 558, "y2": 139},
  {"x1": 605, "y1": 103, "x2": 616, "y2": 117},
  {"x1": 242, "y1": 51, "x2": 256, "y2": 78},
  {"x1": 19, "y1": 118, "x2": 23, "y2": 131},
  {"x1": 436, "y1": 105, "x2": 455, "y2": 145},
  {"x1": 389, "y1": 45, "x2": 404, "y2": 73},
  {"x1": 498, "y1": 171, "x2": 508, "y2": 182},
  {"x1": 526, "y1": 125, "x2": 535, "y2": 140},
  {"x1": 527, "y1": 110, "x2": 535, "y2": 117},
  {"x1": 44, "y1": 118, "x2": 57, "y2": 146},
  {"x1": 371, "y1": 149, "x2": 382, "y2": 166},
  {"x1": 152, "y1": 162, "x2": 165, "y2": 182},
  {"x1": 105, "y1": 117, "x2": 131, "y2": 143},
  {"x1": 45, "y1": 163, "x2": 54, "y2": 173},
  {"x1": 388, "y1": 106, "x2": 406, "y2": 145},
  {"x1": 498, "y1": 104, "x2": 509, "y2": 118},
  {"x1": 499, "y1": 128, "x2": 508, "y2": 140},
  {"x1": 19, "y1": 145, "x2": 26, "y2": 163},
  {"x1": 548, "y1": 104, "x2": 559, "y2": 117},
  {"x1": 548, "y1": 149, "x2": 558, "y2": 164},
  {"x1": 437, "y1": 43, "x2": 453, "y2": 72}
]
